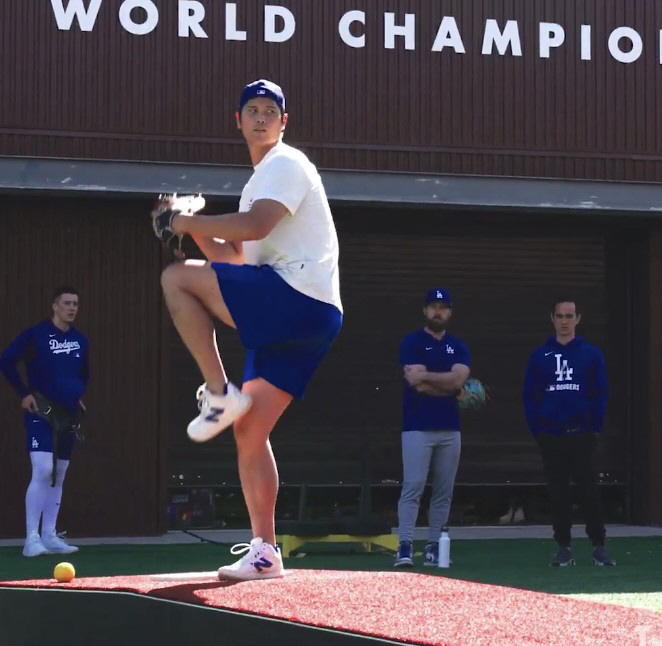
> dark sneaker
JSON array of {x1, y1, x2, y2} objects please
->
[
  {"x1": 550, "y1": 545, "x2": 575, "y2": 566},
  {"x1": 592, "y1": 545, "x2": 616, "y2": 566},
  {"x1": 423, "y1": 542, "x2": 438, "y2": 567},
  {"x1": 394, "y1": 541, "x2": 413, "y2": 567}
]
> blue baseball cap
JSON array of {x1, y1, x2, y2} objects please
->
[
  {"x1": 239, "y1": 79, "x2": 286, "y2": 113},
  {"x1": 424, "y1": 288, "x2": 452, "y2": 306}
]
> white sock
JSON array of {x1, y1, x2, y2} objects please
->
[
  {"x1": 42, "y1": 459, "x2": 69, "y2": 537},
  {"x1": 25, "y1": 452, "x2": 54, "y2": 537}
]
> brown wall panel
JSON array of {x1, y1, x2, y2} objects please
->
[
  {"x1": 0, "y1": 199, "x2": 643, "y2": 534},
  {"x1": 646, "y1": 228, "x2": 662, "y2": 523},
  {"x1": 629, "y1": 224, "x2": 662, "y2": 524},
  {"x1": 1, "y1": 1, "x2": 661, "y2": 181},
  {"x1": 169, "y1": 208, "x2": 629, "y2": 491},
  {"x1": 0, "y1": 196, "x2": 163, "y2": 538}
]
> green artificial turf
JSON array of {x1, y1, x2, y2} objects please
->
[{"x1": 1, "y1": 537, "x2": 661, "y2": 611}]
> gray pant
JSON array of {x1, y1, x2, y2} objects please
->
[{"x1": 397, "y1": 430, "x2": 462, "y2": 543}]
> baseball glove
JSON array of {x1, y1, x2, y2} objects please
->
[
  {"x1": 151, "y1": 194, "x2": 205, "y2": 253},
  {"x1": 457, "y1": 378, "x2": 488, "y2": 410}
]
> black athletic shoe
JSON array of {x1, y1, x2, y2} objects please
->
[
  {"x1": 592, "y1": 545, "x2": 616, "y2": 566},
  {"x1": 550, "y1": 545, "x2": 575, "y2": 567},
  {"x1": 423, "y1": 542, "x2": 438, "y2": 567},
  {"x1": 394, "y1": 540, "x2": 414, "y2": 567}
]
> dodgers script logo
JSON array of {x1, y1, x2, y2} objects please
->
[{"x1": 49, "y1": 339, "x2": 81, "y2": 355}]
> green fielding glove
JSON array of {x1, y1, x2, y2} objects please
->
[{"x1": 458, "y1": 378, "x2": 488, "y2": 410}]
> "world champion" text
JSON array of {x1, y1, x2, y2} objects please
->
[{"x1": 50, "y1": 0, "x2": 662, "y2": 65}]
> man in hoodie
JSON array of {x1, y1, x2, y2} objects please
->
[{"x1": 523, "y1": 298, "x2": 615, "y2": 566}]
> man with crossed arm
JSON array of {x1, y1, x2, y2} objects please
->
[{"x1": 394, "y1": 288, "x2": 470, "y2": 567}]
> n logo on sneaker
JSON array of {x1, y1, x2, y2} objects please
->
[
  {"x1": 205, "y1": 407, "x2": 224, "y2": 423},
  {"x1": 251, "y1": 557, "x2": 273, "y2": 572}
]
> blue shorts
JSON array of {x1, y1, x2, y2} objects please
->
[
  {"x1": 211, "y1": 263, "x2": 342, "y2": 399},
  {"x1": 24, "y1": 413, "x2": 77, "y2": 460}
]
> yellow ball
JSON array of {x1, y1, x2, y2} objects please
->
[{"x1": 53, "y1": 562, "x2": 75, "y2": 583}]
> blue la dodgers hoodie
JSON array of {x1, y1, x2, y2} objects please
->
[{"x1": 522, "y1": 336, "x2": 607, "y2": 436}]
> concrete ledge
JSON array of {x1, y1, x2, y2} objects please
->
[
  {"x1": 1, "y1": 155, "x2": 662, "y2": 214},
  {"x1": 2, "y1": 524, "x2": 662, "y2": 547}
]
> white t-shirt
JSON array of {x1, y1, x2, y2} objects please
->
[{"x1": 240, "y1": 142, "x2": 342, "y2": 312}]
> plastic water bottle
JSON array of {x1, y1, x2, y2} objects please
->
[{"x1": 438, "y1": 526, "x2": 450, "y2": 568}]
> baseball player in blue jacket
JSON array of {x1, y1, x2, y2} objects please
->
[
  {"x1": 0, "y1": 287, "x2": 88, "y2": 557},
  {"x1": 523, "y1": 298, "x2": 615, "y2": 566}
]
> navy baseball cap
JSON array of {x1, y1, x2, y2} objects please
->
[
  {"x1": 239, "y1": 79, "x2": 286, "y2": 113},
  {"x1": 424, "y1": 288, "x2": 452, "y2": 306}
]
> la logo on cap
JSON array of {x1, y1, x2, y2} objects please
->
[{"x1": 437, "y1": 291, "x2": 444, "y2": 299}]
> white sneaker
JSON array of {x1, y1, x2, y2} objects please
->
[
  {"x1": 41, "y1": 533, "x2": 79, "y2": 554},
  {"x1": 187, "y1": 382, "x2": 252, "y2": 443},
  {"x1": 217, "y1": 538, "x2": 284, "y2": 581},
  {"x1": 23, "y1": 532, "x2": 48, "y2": 557}
]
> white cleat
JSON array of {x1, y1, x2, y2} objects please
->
[
  {"x1": 217, "y1": 538, "x2": 284, "y2": 581},
  {"x1": 22, "y1": 532, "x2": 49, "y2": 557},
  {"x1": 41, "y1": 533, "x2": 79, "y2": 555},
  {"x1": 187, "y1": 382, "x2": 252, "y2": 443}
]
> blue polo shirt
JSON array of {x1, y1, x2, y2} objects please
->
[{"x1": 399, "y1": 329, "x2": 470, "y2": 432}]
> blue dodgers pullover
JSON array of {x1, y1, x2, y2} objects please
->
[
  {"x1": 522, "y1": 335, "x2": 607, "y2": 436},
  {"x1": 399, "y1": 329, "x2": 471, "y2": 432},
  {"x1": 0, "y1": 321, "x2": 89, "y2": 413}
]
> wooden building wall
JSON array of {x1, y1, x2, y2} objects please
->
[
  {"x1": 1, "y1": 197, "x2": 658, "y2": 536},
  {"x1": 0, "y1": 0, "x2": 660, "y2": 181},
  {"x1": 1, "y1": 0, "x2": 661, "y2": 532},
  {"x1": 169, "y1": 207, "x2": 632, "y2": 493}
]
